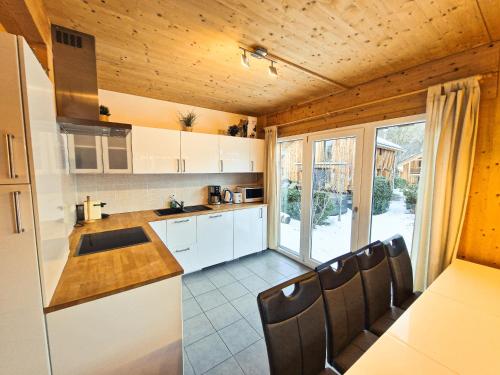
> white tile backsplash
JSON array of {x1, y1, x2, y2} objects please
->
[{"x1": 76, "y1": 173, "x2": 262, "y2": 214}]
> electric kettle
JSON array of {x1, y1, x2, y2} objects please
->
[{"x1": 222, "y1": 189, "x2": 233, "y2": 204}]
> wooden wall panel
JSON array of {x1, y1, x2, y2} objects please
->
[{"x1": 458, "y1": 70, "x2": 500, "y2": 268}]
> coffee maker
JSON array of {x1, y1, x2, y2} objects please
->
[{"x1": 208, "y1": 185, "x2": 222, "y2": 205}]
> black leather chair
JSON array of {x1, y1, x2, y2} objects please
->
[
  {"x1": 383, "y1": 234, "x2": 422, "y2": 310},
  {"x1": 356, "y1": 241, "x2": 404, "y2": 336},
  {"x1": 257, "y1": 272, "x2": 335, "y2": 375},
  {"x1": 316, "y1": 255, "x2": 378, "y2": 374}
]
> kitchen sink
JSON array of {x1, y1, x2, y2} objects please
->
[
  {"x1": 154, "y1": 205, "x2": 212, "y2": 216},
  {"x1": 76, "y1": 226, "x2": 151, "y2": 256}
]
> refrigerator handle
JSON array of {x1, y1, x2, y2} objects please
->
[
  {"x1": 5, "y1": 133, "x2": 17, "y2": 179},
  {"x1": 12, "y1": 191, "x2": 24, "y2": 233}
]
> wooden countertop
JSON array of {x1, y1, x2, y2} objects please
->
[{"x1": 45, "y1": 202, "x2": 267, "y2": 313}]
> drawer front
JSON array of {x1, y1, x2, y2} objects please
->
[
  {"x1": 170, "y1": 243, "x2": 199, "y2": 274},
  {"x1": 197, "y1": 211, "x2": 234, "y2": 268},
  {"x1": 166, "y1": 216, "x2": 196, "y2": 248}
]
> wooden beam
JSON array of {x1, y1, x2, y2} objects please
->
[
  {"x1": 476, "y1": 0, "x2": 500, "y2": 41},
  {"x1": 266, "y1": 42, "x2": 500, "y2": 128},
  {"x1": 0, "y1": 0, "x2": 52, "y2": 74}
]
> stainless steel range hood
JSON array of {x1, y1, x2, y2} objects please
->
[{"x1": 51, "y1": 25, "x2": 131, "y2": 137}]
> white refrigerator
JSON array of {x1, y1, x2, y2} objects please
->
[{"x1": 0, "y1": 33, "x2": 52, "y2": 374}]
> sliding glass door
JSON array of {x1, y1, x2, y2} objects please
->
[{"x1": 277, "y1": 116, "x2": 426, "y2": 268}]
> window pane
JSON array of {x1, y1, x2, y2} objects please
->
[
  {"x1": 279, "y1": 140, "x2": 303, "y2": 254},
  {"x1": 370, "y1": 122, "x2": 425, "y2": 252},
  {"x1": 311, "y1": 137, "x2": 356, "y2": 263}
]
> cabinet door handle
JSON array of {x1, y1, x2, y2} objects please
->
[
  {"x1": 183, "y1": 159, "x2": 186, "y2": 173},
  {"x1": 5, "y1": 134, "x2": 18, "y2": 179},
  {"x1": 177, "y1": 159, "x2": 180, "y2": 173},
  {"x1": 209, "y1": 214, "x2": 222, "y2": 219},
  {"x1": 259, "y1": 208, "x2": 263, "y2": 219},
  {"x1": 12, "y1": 191, "x2": 24, "y2": 233},
  {"x1": 175, "y1": 247, "x2": 190, "y2": 253},
  {"x1": 251, "y1": 161, "x2": 254, "y2": 172},
  {"x1": 173, "y1": 219, "x2": 190, "y2": 224},
  {"x1": 220, "y1": 160, "x2": 224, "y2": 173}
]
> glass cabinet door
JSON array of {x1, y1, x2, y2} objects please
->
[
  {"x1": 102, "y1": 134, "x2": 132, "y2": 174},
  {"x1": 67, "y1": 134, "x2": 103, "y2": 174}
]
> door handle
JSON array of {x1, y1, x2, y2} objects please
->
[
  {"x1": 251, "y1": 161, "x2": 254, "y2": 172},
  {"x1": 12, "y1": 191, "x2": 24, "y2": 233},
  {"x1": 352, "y1": 206, "x2": 358, "y2": 219},
  {"x1": 183, "y1": 159, "x2": 186, "y2": 173},
  {"x1": 173, "y1": 219, "x2": 190, "y2": 224},
  {"x1": 259, "y1": 208, "x2": 263, "y2": 218},
  {"x1": 209, "y1": 214, "x2": 222, "y2": 219},
  {"x1": 220, "y1": 160, "x2": 224, "y2": 173},
  {"x1": 177, "y1": 159, "x2": 180, "y2": 173},
  {"x1": 175, "y1": 247, "x2": 190, "y2": 253},
  {"x1": 5, "y1": 133, "x2": 18, "y2": 179}
]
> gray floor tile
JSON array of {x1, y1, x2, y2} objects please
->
[
  {"x1": 183, "y1": 313, "x2": 215, "y2": 346},
  {"x1": 183, "y1": 298, "x2": 203, "y2": 320},
  {"x1": 205, "y1": 302, "x2": 242, "y2": 331},
  {"x1": 231, "y1": 293, "x2": 259, "y2": 317},
  {"x1": 219, "y1": 281, "x2": 249, "y2": 301},
  {"x1": 186, "y1": 279, "x2": 217, "y2": 297},
  {"x1": 183, "y1": 271, "x2": 210, "y2": 286},
  {"x1": 185, "y1": 333, "x2": 231, "y2": 374},
  {"x1": 207, "y1": 269, "x2": 237, "y2": 288},
  {"x1": 239, "y1": 274, "x2": 270, "y2": 293},
  {"x1": 244, "y1": 312, "x2": 264, "y2": 337},
  {"x1": 219, "y1": 319, "x2": 260, "y2": 355},
  {"x1": 204, "y1": 357, "x2": 244, "y2": 375},
  {"x1": 257, "y1": 268, "x2": 287, "y2": 284},
  {"x1": 224, "y1": 264, "x2": 253, "y2": 279},
  {"x1": 270, "y1": 261, "x2": 302, "y2": 276},
  {"x1": 183, "y1": 284, "x2": 193, "y2": 300},
  {"x1": 234, "y1": 339, "x2": 270, "y2": 375},
  {"x1": 195, "y1": 289, "x2": 228, "y2": 312},
  {"x1": 183, "y1": 349, "x2": 195, "y2": 375}
]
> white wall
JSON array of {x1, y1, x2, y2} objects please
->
[
  {"x1": 99, "y1": 89, "x2": 258, "y2": 136},
  {"x1": 76, "y1": 173, "x2": 261, "y2": 214}
]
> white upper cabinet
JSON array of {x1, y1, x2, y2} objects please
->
[
  {"x1": 219, "y1": 136, "x2": 250, "y2": 173},
  {"x1": 181, "y1": 132, "x2": 220, "y2": 173},
  {"x1": 67, "y1": 133, "x2": 132, "y2": 174},
  {"x1": 0, "y1": 33, "x2": 29, "y2": 185},
  {"x1": 102, "y1": 133, "x2": 132, "y2": 174},
  {"x1": 67, "y1": 134, "x2": 104, "y2": 174},
  {"x1": 249, "y1": 138, "x2": 265, "y2": 173},
  {"x1": 132, "y1": 126, "x2": 181, "y2": 174}
]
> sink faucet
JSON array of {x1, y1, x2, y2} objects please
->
[{"x1": 169, "y1": 195, "x2": 184, "y2": 210}]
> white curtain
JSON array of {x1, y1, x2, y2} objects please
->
[
  {"x1": 412, "y1": 77, "x2": 480, "y2": 290},
  {"x1": 264, "y1": 126, "x2": 279, "y2": 249}
]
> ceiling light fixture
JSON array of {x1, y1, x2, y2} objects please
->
[
  {"x1": 239, "y1": 46, "x2": 278, "y2": 78},
  {"x1": 268, "y1": 61, "x2": 278, "y2": 77},
  {"x1": 240, "y1": 49, "x2": 250, "y2": 68}
]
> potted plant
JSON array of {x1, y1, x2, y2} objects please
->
[
  {"x1": 179, "y1": 110, "x2": 197, "y2": 131},
  {"x1": 99, "y1": 105, "x2": 111, "y2": 121},
  {"x1": 227, "y1": 124, "x2": 240, "y2": 136}
]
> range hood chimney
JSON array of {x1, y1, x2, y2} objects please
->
[{"x1": 51, "y1": 25, "x2": 131, "y2": 137}]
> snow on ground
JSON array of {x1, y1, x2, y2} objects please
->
[{"x1": 280, "y1": 189, "x2": 415, "y2": 263}]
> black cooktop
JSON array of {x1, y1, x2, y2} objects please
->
[{"x1": 76, "y1": 226, "x2": 151, "y2": 256}]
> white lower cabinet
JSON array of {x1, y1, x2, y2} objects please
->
[
  {"x1": 151, "y1": 207, "x2": 267, "y2": 274},
  {"x1": 166, "y1": 217, "x2": 199, "y2": 273},
  {"x1": 234, "y1": 207, "x2": 266, "y2": 259},
  {"x1": 197, "y1": 211, "x2": 233, "y2": 268}
]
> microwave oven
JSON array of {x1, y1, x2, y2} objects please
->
[{"x1": 235, "y1": 186, "x2": 264, "y2": 203}]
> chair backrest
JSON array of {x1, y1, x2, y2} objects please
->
[
  {"x1": 384, "y1": 234, "x2": 414, "y2": 307},
  {"x1": 316, "y1": 255, "x2": 366, "y2": 364},
  {"x1": 356, "y1": 241, "x2": 392, "y2": 327},
  {"x1": 257, "y1": 272, "x2": 326, "y2": 375}
]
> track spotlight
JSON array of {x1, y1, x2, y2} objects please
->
[
  {"x1": 268, "y1": 61, "x2": 278, "y2": 77},
  {"x1": 241, "y1": 50, "x2": 250, "y2": 68}
]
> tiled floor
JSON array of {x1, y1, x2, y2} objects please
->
[{"x1": 182, "y1": 250, "x2": 311, "y2": 375}]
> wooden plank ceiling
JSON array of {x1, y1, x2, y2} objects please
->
[{"x1": 43, "y1": 0, "x2": 496, "y2": 116}]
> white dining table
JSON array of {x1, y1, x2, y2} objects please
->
[{"x1": 346, "y1": 259, "x2": 500, "y2": 375}]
